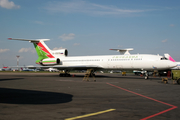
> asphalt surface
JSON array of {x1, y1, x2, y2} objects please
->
[{"x1": 0, "y1": 72, "x2": 180, "y2": 120}]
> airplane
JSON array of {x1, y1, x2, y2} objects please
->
[
  {"x1": 1, "y1": 64, "x2": 11, "y2": 71},
  {"x1": 164, "y1": 54, "x2": 180, "y2": 69},
  {"x1": 44, "y1": 67, "x2": 59, "y2": 72},
  {"x1": 21, "y1": 65, "x2": 36, "y2": 71},
  {"x1": 8, "y1": 38, "x2": 177, "y2": 79}
]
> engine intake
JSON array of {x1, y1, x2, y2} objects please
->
[{"x1": 51, "y1": 49, "x2": 68, "y2": 57}]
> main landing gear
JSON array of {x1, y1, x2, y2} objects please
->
[
  {"x1": 59, "y1": 70, "x2": 71, "y2": 77},
  {"x1": 58, "y1": 69, "x2": 96, "y2": 81}
]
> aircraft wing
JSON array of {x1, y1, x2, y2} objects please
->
[{"x1": 27, "y1": 65, "x2": 103, "y2": 71}]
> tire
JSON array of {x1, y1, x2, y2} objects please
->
[
  {"x1": 145, "y1": 76, "x2": 148, "y2": 80},
  {"x1": 177, "y1": 79, "x2": 180, "y2": 84}
]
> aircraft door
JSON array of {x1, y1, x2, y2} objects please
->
[
  {"x1": 107, "y1": 59, "x2": 110, "y2": 68},
  {"x1": 130, "y1": 60, "x2": 134, "y2": 68}
]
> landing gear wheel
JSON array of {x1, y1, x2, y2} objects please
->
[
  {"x1": 59, "y1": 73, "x2": 71, "y2": 77},
  {"x1": 59, "y1": 74, "x2": 62, "y2": 77},
  {"x1": 145, "y1": 76, "x2": 149, "y2": 80},
  {"x1": 177, "y1": 79, "x2": 180, "y2": 84}
]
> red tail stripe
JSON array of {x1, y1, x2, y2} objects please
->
[{"x1": 36, "y1": 42, "x2": 54, "y2": 58}]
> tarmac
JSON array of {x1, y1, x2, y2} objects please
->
[{"x1": 0, "y1": 72, "x2": 180, "y2": 120}]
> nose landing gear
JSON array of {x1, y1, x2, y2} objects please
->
[{"x1": 144, "y1": 71, "x2": 149, "y2": 80}]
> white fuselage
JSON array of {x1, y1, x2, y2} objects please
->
[{"x1": 54, "y1": 54, "x2": 176, "y2": 71}]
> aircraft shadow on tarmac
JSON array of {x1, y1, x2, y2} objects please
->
[
  {"x1": 0, "y1": 78, "x2": 24, "y2": 81},
  {"x1": 71, "y1": 74, "x2": 160, "y2": 80},
  {"x1": 0, "y1": 88, "x2": 73, "y2": 104}
]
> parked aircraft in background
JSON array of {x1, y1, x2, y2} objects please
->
[
  {"x1": 8, "y1": 38, "x2": 176, "y2": 79},
  {"x1": 0, "y1": 64, "x2": 11, "y2": 71},
  {"x1": 109, "y1": 70, "x2": 121, "y2": 73},
  {"x1": 44, "y1": 68, "x2": 59, "y2": 72},
  {"x1": 21, "y1": 65, "x2": 36, "y2": 71}
]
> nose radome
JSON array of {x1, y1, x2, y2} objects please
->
[{"x1": 169, "y1": 62, "x2": 177, "y2": 68}]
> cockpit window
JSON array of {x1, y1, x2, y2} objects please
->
[{"x1": 160, "y1": 57, "x2": 168, "y2": 60}]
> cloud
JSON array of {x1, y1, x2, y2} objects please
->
[
  {"x1": 170, "y1": 24, "x2": 175, "y2": 27},
  {"x1": 0, "y1": 0, "x2": 20, "y2": 9},
  {"x1": 73, "y1": 43, "x2": 80, "y2": 46},
  {"x1": 162, "y1": 39, "x2": 168, "y2": 43},
  {"x1": 45, "y1": 0, "x2": 147, "y2": 16},
  {"x1": 118, "y1": 45, "x2": 123, "y2": 48},
  {"x1": 0, "y1": 49, "x2": 10, "y2": 53},
  {"x1": 34, "y1": 21, "x2": 44, "y2": 25},
  {"x1": 18, "y1": 48, "x2": 35, "y2": 53},
  {"x1": 59, "y1": 33, "x2": 75, "y2": 41}
]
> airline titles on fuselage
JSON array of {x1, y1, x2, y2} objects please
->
[{"x1": 62, "y1": 55, "x2": 143, "y2": 63}]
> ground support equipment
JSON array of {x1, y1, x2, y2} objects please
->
[{"x1": 83, "y1": 69, "x2": 96, "y2": 82}]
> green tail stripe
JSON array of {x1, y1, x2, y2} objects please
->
[
  {"x1": 33, "y1": 43, "x2": 49, "y2": 63},
  {"x1": 42, "y1": 60, "x2": 56, "y2": 63}
]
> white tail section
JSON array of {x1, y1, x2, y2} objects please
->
[
  {"x1": 8, "y1": 38, "x2": 68, "y2": 65},
  {"x1": 164, "y1": 53, "x2": 176, "y2": 62}
]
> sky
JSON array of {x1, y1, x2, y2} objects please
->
[{"x1": 0, "y1": 0, "x2": 180, "y2": 66}]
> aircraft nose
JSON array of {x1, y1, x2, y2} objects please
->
[{"x1": 169, "y1": 61, "x2": 177, "y2": 68}]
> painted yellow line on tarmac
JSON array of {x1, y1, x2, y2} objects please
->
[{"x1": 65, "y1": 109, "x2": 116, "y2": 120}]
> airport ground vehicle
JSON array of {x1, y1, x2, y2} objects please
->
[{"x1": 171, "y1": 70, "x2": 180, "y2": 84}]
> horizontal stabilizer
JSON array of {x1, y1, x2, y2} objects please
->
[
  {"x1": 8, "y1": 38, "x2": 50, "y2": 43},
  {"x1": 110, "y1": 48, "x2": 133, "y2": 55}
]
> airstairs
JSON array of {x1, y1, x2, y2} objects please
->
[{"x1": 83, "y1": 69, "x2": 96, "y2": 82}]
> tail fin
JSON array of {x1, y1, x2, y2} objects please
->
[
  {"x1": 164, "y1": 53, "x2": 176, "y2": 62},
  {"x1": 8, "y1": 38, "x2": 55, "y2": 64}
]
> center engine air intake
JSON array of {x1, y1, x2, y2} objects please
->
[
  {"x1": 51, "y1": 49, "x2": 68, "y2": 57},
  {"x1": 40, "y1": 58, "x2": 60, "y2": 66}
]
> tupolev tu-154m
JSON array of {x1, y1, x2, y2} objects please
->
[{"x1": 8, "y1": 38, "x2": 177, "y2": 79}]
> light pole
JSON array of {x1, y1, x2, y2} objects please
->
[{"x1": 16, "y1": 55, "x2": 20, "y2": 70}]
